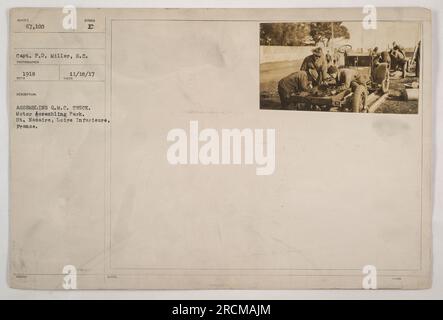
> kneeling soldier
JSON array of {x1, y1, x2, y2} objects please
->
[{"x1": 327, "y1": 66, "x2": 365, "y2": 91}]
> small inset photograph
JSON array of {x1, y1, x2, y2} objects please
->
[{"x1": 259, "y1": 22, "x2": 421, "y2": 113}]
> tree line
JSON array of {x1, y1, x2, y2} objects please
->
[{"x1": 260, "y1": 22, "x2": 350, "y2": 47}]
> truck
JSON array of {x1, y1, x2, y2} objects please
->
[{"x1": 289, "y1": 45, "x2": 390, "y2": 113}]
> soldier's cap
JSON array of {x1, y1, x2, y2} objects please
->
[{"x1": 312, "y1": 47, "x2": 323, "y2": 57}]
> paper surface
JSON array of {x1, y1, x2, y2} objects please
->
[{"x1": 8, "y1": 7, "x2": 432, "y2": 289}]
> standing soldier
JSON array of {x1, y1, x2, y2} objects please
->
[
  {"x1": 325, "y1": 50, "x2": 333, "y2": 66},
  {"x1": 380, "y1": 50, "x2": 391, "y2": 69},
  {"x1": 371, "y1": 47, "x2": 380, "y2": 63},
  {"x1": 392, "y1": 41, "x2": 406, "y2": 56},
  {"x1": 300, "y1": 47, "x2": 329, "y2": 85}
]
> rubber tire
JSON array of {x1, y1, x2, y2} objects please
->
[
  {"x1": 381, "y1": 71, "x2": 390, "y2": 94},
  {"x1": 352, "y1": 85, "x2": 367, "y2": 113}
]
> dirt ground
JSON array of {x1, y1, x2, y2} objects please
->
[{"x1": 260, "y1": 60, "x2": 419, "y2": 114}]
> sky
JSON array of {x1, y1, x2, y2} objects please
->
[{"x1": 332, "y1": 21, "x2": 421, "y2": 51}]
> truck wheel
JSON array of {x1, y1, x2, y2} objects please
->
[
  {"x1": 352, "y1": 85, "x2": 367, "y2": 113},
  {"x1": 381, "y1": 71, "x2": 390, "y2": 94},
  {"x1": 374, "y1": 63, "x2": 390, "y2": 94}
]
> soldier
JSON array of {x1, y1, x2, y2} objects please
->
[
  {"x1": 380, "y1": 50, "x2": 391, "y2": 67},
  {"x1": 278, "y1": 70, "x2": 314, "y2": 109},
  {"x1": 392, "y1": 42, "x2": 406, "y2": 56},
  {"x1": 327, "y1": 66, "x2": 365, "y2": 91},
  {"x1": 332, "y1": 48, "x2": 343, "y2": 67},
  {"x1": 300, "y1": 47, "x2": 329, "y2": 85},
  {"x1": 390, "y1": 42, "x2": 408, "y2": 75},
  {"x1": 371, "y1": 47, "x2": 380, "y2": 63},
  {"x1": 325, "y1": 50, "x2": 333, "y2": 66}
]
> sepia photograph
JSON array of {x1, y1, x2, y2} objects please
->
[
  {"x1": 260, "y1": 21, "x2": 422, "y2": 113},
  {"x1": 3, "y1": 5, "x2": 437, "y2": 297}
]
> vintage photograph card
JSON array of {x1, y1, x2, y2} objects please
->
[{"x1": 8, "y1": 7, "x2": 432, "y2": 289}]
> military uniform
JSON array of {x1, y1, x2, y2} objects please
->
[
  {"x1": 300, "y1": 54, "x2": 328, "y2": 85},
  {"x1": 278, "y1": 71, "x2": 311, "y2": 108},
  {"x1": 393, "y1": 44, "x2": 406, "y2": 57},
  {"x1": 337, "y1": 68, "x2": 365, "y2": 90}
]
